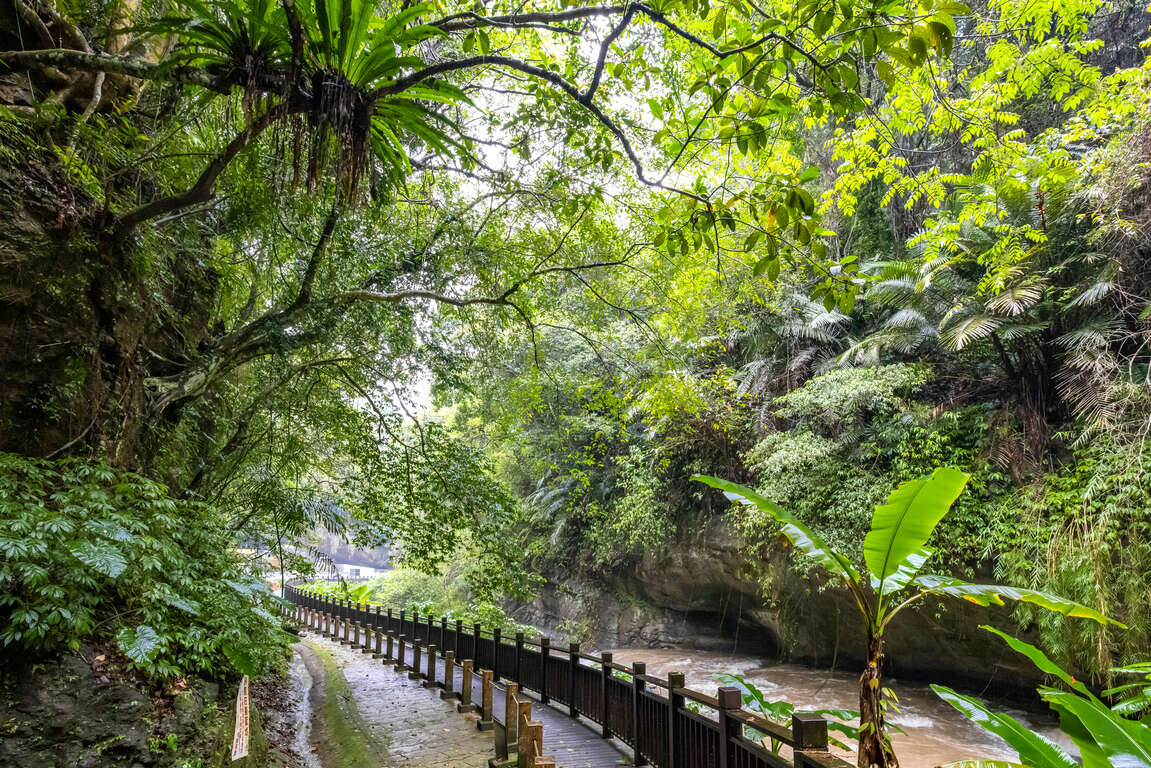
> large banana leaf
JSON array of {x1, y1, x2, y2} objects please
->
[
  {"x1": 931, "y1": 685, "x2": 1078, "y2": 768},
  {"x1": 1040, "y1": 691, "x2": 1151, "y2": 768},
  {"x1": 981, "y1": 626, "x2": 1096, "y2": 698},
  {"x1": 868, "y1": 546, "x2": 932, "y2": 596},
  {"x1": 692, "y1": 475, "x2": 861, "y2": 585},
  {"x1": 912, "y1": 575, "x2": 1123, "y2": 626},
  {"x1": 864, "y1": 467, "x2": 969, "y2": 597}
]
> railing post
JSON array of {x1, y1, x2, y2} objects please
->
[
  {"x1": 505, "y1": 682, "x2": 520, "y2": 747},
  {"x1": 540, "y1": 637, "x2": 550, "y2": 703},
  {"x1": 441, "y1": 651, "x2": 456, "y2": 699},
  {"x1": 568, "y1": 642, "x2": 580, "y2": 717},
  {"x1": 458, "y1": 660, "x2": 476, "y2": 712},
  {"x1": 427, "y1": 613, "x2": 434, "y2": 649},
  {"x1": 515, "y1": 632, "x2": 524, "y2": 684},
  {"x1": 455, "y1": 619, "x2": 464, "y2": 654},
  {"x1": 791, "y1": 713, "x2": 829, "y2": 768},
  {"x1": 600, "y1": 652, "x2": 613, "y2": 739},
  {"x1": 478, "y1": 669, "x2": 494, "y2": 731},
  {"x1": 353, "y1": 620, "x2": 361, "y2": 647},
  {"x1": 632, "y1": 662, "x2": 648, "y2": 766},
  {"x1": 340, "y1": 616, "x2": 350, "y2": 645},
  {"x1": 400, "y1": 609, "x2": 406, "y2": 638},
  {"x1": 397, "y1": 634, "x2": 408, "y2": 670},
  {"x1": 373, "y1": 624, "x2": 383, "y2": 658},
  {"x1": 410, "y1": 640, "x2": 423, "y2": 680},
  {"x1": 493, "y1": 627, "x2": 502, "y2": 682},
  {"x1": 413, "y1": 610, "x2": 420, "y2": 643},
  {"x1": 385, "y1": 631, "x2": 395, "y2": 662},
  {"x1": 517, "y1": 698, "x2": 532, "y2": 748},
  {"x1": 387, "y1": 607, "x2": 393, "y2": 634},
  {"x1": 717, "y1": 686, "x2": 742, "y2": 768},
  {"x1": 520, "y1": 718, "x2": 542, "y2": 768},
  {"x1": 441, "y1": 616, "x2": 447, "y2": 649},
  {"x1": 422, "y1": 644, "x2": 438, "y2": 688},
  {"x1": 667, "y1": 671, "x2": 685, "y2": 768}
]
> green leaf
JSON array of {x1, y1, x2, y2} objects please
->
[
  {"x1": 979, "y1": 626, "x2": 1093, "y2": 698},
  {"x1": 869, "y1": 547, "x2": 931, "y2": 596},
  {"x1": 931, "y1": 685, "x2": 1078, "y2": 768},
  {"x1": 913, "y1": 575, "x2": 1124, "y2": 626},
  {"x1": 1040, "y1": 691, "x2": 1151, "y2": 768},
  {"x1": 692, "y1": 475, "x2": 861, "y2": 585},
  {"x1": 117, "y1": 625, "x2": 160, "y2": 664},
  {"x1": 70, "y1": 540, "x2": 128, "y2": 579},
  {"x1": 864, "y1": 467, "x2": 968, "y2": 597},
  {"x1": 223, "y1": 643, "x2": 260, "y2": 677}
]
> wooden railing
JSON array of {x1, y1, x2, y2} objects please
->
[{"x1": 285, "y1": 585, "x2": 853, "y2": 768}]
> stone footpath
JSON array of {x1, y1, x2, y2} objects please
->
[{"x1": 311, "y1": 630, "x2": 495, "y2": 768}]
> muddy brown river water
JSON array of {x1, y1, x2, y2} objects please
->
[{"x1": 606, "y1": 647, "x2": 1074, "y2": 768}]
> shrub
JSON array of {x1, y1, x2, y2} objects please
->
[{"x1": 0, "y1": 453, "x2": 292, "y2": 679}]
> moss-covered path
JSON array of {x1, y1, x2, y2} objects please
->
[{"x1": 296, "y1": 636, "x2": 494, "y2": 768}]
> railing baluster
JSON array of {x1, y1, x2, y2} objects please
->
[
  {"x1": 600, "y1": 651, "x2": 613, "y2": 739},
  {"x1": 515, "y1": 632, "x2": 524, "y2": 685},
  {"x1": 668, "y1": 671, "x2": 685, "y2": 768},
  {"x1": 493, "y1": 627, "x2": 502, "y2": 682},
  {"x1": 569, "y1": 642, "x2": 580, "y2": 717},
  {"x1": 540, "y1": 637, "x2": 550, "y2": 704},
  {"x1": 632, "y1": 661, "x2": 647, "y2": 766}
]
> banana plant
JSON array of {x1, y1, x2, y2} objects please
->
[
  {"x1": 693, "y1": 468, "x2": 1122, "y2": 768},
  {"x1": 933, "y1": 626, "x2": 1151, "y2": 768}
]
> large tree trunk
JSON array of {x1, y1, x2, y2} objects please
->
[{"x1": 857, "y1": 634, "x2": 897, "y2": 768}]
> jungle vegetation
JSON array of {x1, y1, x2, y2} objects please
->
[{"x1": 1, "y1": 0, "x2": 1151, "y2": 762}]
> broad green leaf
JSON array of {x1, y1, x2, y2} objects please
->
[
  {"x1": 692, "y1": 475, "x2": 860, "y2": 585},
  {"x1": 980, "y1": 626, "x2": 1094, "y2": 698},
  {"x1": 931, "y1": 685, "x2": 1078, "y2": 768},
  {"x1": 869, "y1": 547, "x2": 932, "y2": 596},
  {"x1": 1041, "y1": 691, "x2": 1151, "y2": 768},
  {"x1": 70, "y1": 540, "x2": 128, "y2": 579},
  {"x1": 864, "y1": 468, "x2": 968, "y2": 596},
  {"x1": 913, "y1": 575, "x2": 1124, "y2": 626},
  {"x1": 117, "y1": 625, "x2": 160, "y2": 664}
]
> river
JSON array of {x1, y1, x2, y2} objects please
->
[{"x1": 605, "y1": 647, "x2": 1073, "y2": 768}]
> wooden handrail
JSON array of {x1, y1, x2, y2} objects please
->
[{"x1": 285, "y1": 585, "x2": 853, "y2": 768}]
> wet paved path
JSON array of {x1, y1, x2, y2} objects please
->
[
  {"x1": 309, "y1": 633, "x2": 494, "y2": 768},
  {"x1": 306, "y1": 627, "x2": 631, "y2": 768}
]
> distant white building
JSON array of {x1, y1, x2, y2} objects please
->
[{"x1": 330, "y1": 561, "x2": 388, "y2": 580}]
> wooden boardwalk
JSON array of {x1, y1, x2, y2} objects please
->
[
  {"x1": 286, "y1": 590, "x2": 851, "y2": 768},
  {"x1": 324, "y1": 630, "x2": 631, "y2": 768}
]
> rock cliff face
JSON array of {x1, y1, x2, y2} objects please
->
[
  {"x1": 511, "y1": 514, "x2": 1048, "y2": 699},
  {"x1": 0, "y1": 645, "x2": 238, "y2": 767}
]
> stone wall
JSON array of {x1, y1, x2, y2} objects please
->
[{"x1": 511, "y1": 514, "x2": 1049, "y2": 701}]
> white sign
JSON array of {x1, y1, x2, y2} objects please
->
[{"x1": 231, "y1": 675, "x2": 250, "y2": 761}]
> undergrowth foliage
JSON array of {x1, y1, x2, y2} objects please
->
[{"x1": 0, "y1": 453, "x2": 291, "y2": 679}]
